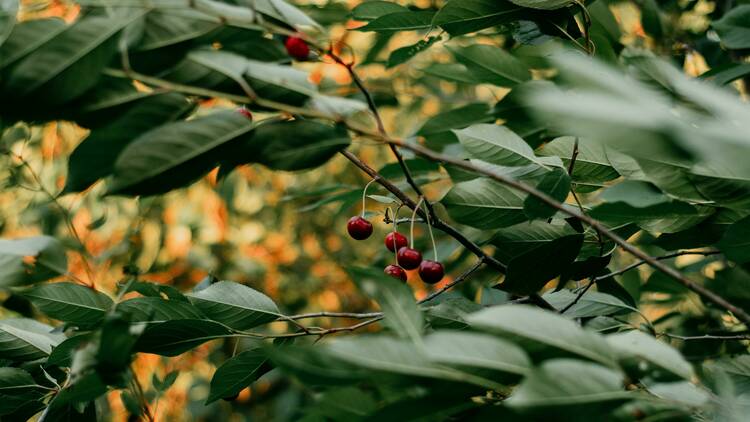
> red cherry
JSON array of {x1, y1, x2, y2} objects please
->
[
  {"x1": 285, "y1": 36, "x2": 310, "y2": 61},
  {"x1": 397, "y1": 247, "x2": 422, "y2": 270},
  {"x1": 384, "y1": 264, "x2": 407, "y2": 282},
  {"x1": 418, "y1": 260, "x2": 444, "y2": 284},
  {"x1": 237, "y1": 107, "x2": 252, "y2": 120},
  {"x1": 347, "y1": 216, "x2": 373, "y2": 240},
  {"x1": 384, "y1": 232, "x2": 408, "y2": 252}
]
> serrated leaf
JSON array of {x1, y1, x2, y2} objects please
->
[
  {"x1": 500, "y1": 233, "x2": 583, "y2": 295},
  {"x1": 544, "y1": 290, "x2": 635, "y2": 318},
  {"x1": 357, "y1": 11, "x2": 435, "y2": 32},
  {"x1": 523, "y1": 168, "x2": 571, "y2": 219},
  {"x1": 607, "y1": 330, "x2": 694, "y2": 380},
  {"x1": 0, "y1": 367, "x2": 44, "y2": 396},
  {"x1": 433, "y1": 0, "x2": 521, "y2": 36},
  {"x1": 351, "y1": 1, "x2": 407, "y2": 21},
  {"x1": 206, "y1": 349, "x2": 269, "y2": 403},
  {"x1": 448, "y1": 44, "x2": 530, "y2": 87},
  {"x1": 456, "y1": 124, "x2": 549, "y2": 168},
  {"x1": 717, "y1": 215, "x2": 750, "y2": 264},
  {"x1": 424, "y1": 331, "x2": 530, "y2": 376},
  {"x1": 134, "y1": 319, "x2": 232, "y2": 356},
  {"x1": 65, "y1": 92, "x2": 193, "y2": 193},
  {"x1": 108, "y1": 110, "x2": 255, "y2": 196},
  {"x1": 441, "y1": 177, "x2": 527, "y2": 229},
  {"x1": 21, "y1": 282, "x2": 113, "y2": 326},
  {"x1": 348, "y1": 267, "x2": 422, "y2": 344},
  {"x1": 3, "y1": 10, "x2": 145, "y2": 107},
  {"x1": 713, "y1": 5, "x2": 750, "y2": 49},
  {"x1": 387, "y1": 35, "x2": 440, "y2": 68},
  {"x1": 506, "y1": 359, "x2": 630, "y2": 408},
  {"x1": 0, "y1": 236, "x2": 67, "y2": 287},
  {"x1": 466, "y1": 305, "x2": 617, "y2": 367},
  {"x1": 188, "y1": 281, "x2": 280, "y2": 330},
  {"x1": 508, "y1": 0, "x2": 574, "y2": 10},
  {"x1": 0, "y1": 318, "x2": 64, "y2": 361},
  {"x1": 116, "y1": 297, "x2": 204, "y2": 323}
]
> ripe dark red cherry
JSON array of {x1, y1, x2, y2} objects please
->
[
  {"x1": 285, "y1": 36, "x2": 310, "y2": 61},
  {"x1": 397, "y1": 247, "x2": 422, "y2": 270},
  {"x1": 347, "y1": 216, "x2": 373, "y2": 240},
  {"x1": 384, "y1": 232, "x2": 408, "y2": 252},
  {"x1": 237, "y1": 107, "x2": 252, "y2": 120},
  {"x1": 418, "y1": 260, "x2": 444, "y2": 284},
  {"x1": 384, "y1": 264, "x2": 407, "y2": 282}
]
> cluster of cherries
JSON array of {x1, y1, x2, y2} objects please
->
[{"x1": 346, "y1": 182, "x2": 444, "y2": 284}]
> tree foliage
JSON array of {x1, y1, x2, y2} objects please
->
[{"x1": 1, "y1": 0, "x2": 750, "y2": 420}]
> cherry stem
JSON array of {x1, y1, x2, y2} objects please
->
[
  {"x1": 389, "y1": 206, "x2": 398, "y2": 261},
  {"x1": 410, "y1": 197, "x2": 424, "y2": 249},
  {"x1": 424, "y1": 202, "x2": 438, "y2": 262},
  {"x1": 361, "y1": 178, "x2": 377, "y2": 217}
]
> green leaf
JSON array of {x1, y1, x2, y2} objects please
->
[
  {"x1": 448, "y1": 44, "x2": 530, "y2": 87},
  {"x1": 252, "y1": 120, "x2": 351, "y2": 171},
  {"x1": 704, "y1": 355, "x2": 750, "y2": 396},
  {"x1": 423, "y1": 330, "x2": 530, "y2": 376},
  {"x1": 324, "y1": 336, "x2": 505, "y2": 390},
  {"x1": 713, "y1": 5, "x2": 750, "y2": 49},
  {"x1": 466, "y1": 305, "x2": 617, "y2": 367},
  {"x1": 3, "y1": 11, "x2": 145, "y2": 107},
  {"x1": 0, "y1": 0, "x2": 18, "y2": 47},
  {"x1": 456, "y1": 124, "x2": 549, "y2": 168},
  {"x1": 206, "y1": 349, "x2": 269, "y2": 404},
  {"x1": 387, "y1": 35, "x2": 440, "y2": 68},
  {"x1": 500, "y1": 233, "x2": 583, "y2": 295},
  {"x1": 0, "y1": 367, "x2": 44, "y2": 396},
  {"x1": 351, "y1": 1, "x2": 407, "y2": 21},
  {"x1": 134, "y1": 7, "x2": 222, "y2": 51},
  {"x1": 21, "y1": 282, "x2": 113, "y2": 326},
  {"x1": 717, "y1": 216, "x2": 750, "y2": 264},
  {"x1": 701, "y1": 62, "x2": 750, "y2": 86},
  {"x1": 153, "y1": 370, "x2": 178, "y2": 392},
  {"x1": 357, "y1": 11, "x2": 435, "y2": 32},
  {"x1": 490, "y1": 219, "x2": 579, "y2": 263},
  {"x1": 508, "y1": 0, "x2": 574, "y2": 10},
  {"x1": 47, "y1": 334, "x2": 90, "y2": 367},
  {"x1": 416, "y1": 103, "x2": 493, "y2": 137},
  {"x1": 116, "y1": 297, "x2": 205, "y2": 323},
  {"x1": 65, "y1": 92, "x2": 193, "y2": 193},
  {"x1": 0, "y1": 18, "x2": 66, "y2": 71},
  {"x1": 506, "y1": 359, "x2": 630, "y2": 408},
  {"x1": 108, "y1": 110, "x2": 255, "y2": 196},
  {"x1": 134, "y1": 319, "x2": 231, "y2": 356},
  {"x1": 545, "y1": 290, "x2": 635, "y2": 318},
  {"x1": 420, "y1": 63, "x2": 481, "y2": 84},
  {"x1": 441, "y1": 177, "x2": 527, "y2": 229},
  {"x1": 0, "y1": 236, "x2": 67, "y2": 287},
  {"x1": 188, "y1": 280, "x2": 280, "y2": 330},
  {"x1": 348, "y1": 267, "x2": 422, "y2": 344},
  {"x1": 523, "y1": 168, "x2": 571, "y2": 219},
  {"x1": 434, "y1": 0, "x2": 521, "y2": 36},
  {"x1": 0, "y1": 318, "x2": 64, "y2": 361},
  {"x1": 539, "y1": 137, "x2": 620, "y2": 192},
  {"x1": 607, "y1": 330, "x2": 694, "y2": 380},
  {"x1": 598, "y1": 181, "x2": 668, "y2": 208},
  {"x1": 423, "y1": 296, "x2": 483, "y2": 328}
]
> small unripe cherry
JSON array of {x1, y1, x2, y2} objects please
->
[
  {"x1": 384, "y1": 264, "x2": 407, "y2": 282},
  {"x1": 347, "y1": 216, "x2": 373, "y2": 240},
  {"x1": 418, "y1": 260, "x2": 444, "y2": 284},
  {"x1": 237, "y1": 107, "x2": 252, "y2": 120},
  {"x1": 285, "y1": 36, "x2": 310, "y2": 61},
  {"x1": 397, "y1": 247, "x2": 422, "y2": 270},
  {"x1": 384, "y1": 232, "x2": 408, "y2": 252}
]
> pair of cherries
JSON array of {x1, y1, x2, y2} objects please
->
[{"x1": 347, "y1": 216, "x2": 444, "y2": 284}]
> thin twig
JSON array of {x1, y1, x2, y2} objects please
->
[
  {"x1": 659, "y1": 332, "x2": 750, "y2": 341},
  {"x1": 287, "y1": 311, "x2": 383, "y2": 320},
  {"x1": 418, "y1": 258, "x2": 485, "y2": 304}
]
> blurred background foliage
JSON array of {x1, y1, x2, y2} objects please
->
[{"x1": 0, "y1": 0, "x2": 743, "y2": 420}]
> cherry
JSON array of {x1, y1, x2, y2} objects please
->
[
  {"x1": 384, "y1": 264, "x2": 407, "y2": 282},
  {"x1": 347, "y1": 216, "x2": 373, "y2": 240},
  {"x1": 285, "y1": 36, "x2": 310, "y2": 61},
  {"x1": 237, "y1": 107, "x2": 252, "y2": 120},
  {"x1": 418, "y1": 260, "x2": 444, "y2": 284},
  {"x1": 384, "y1": 232, "x2": 408, "y2": 252},
  {"x1": 397, "y1": 247, "x2": 422, "y2": 270}
]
